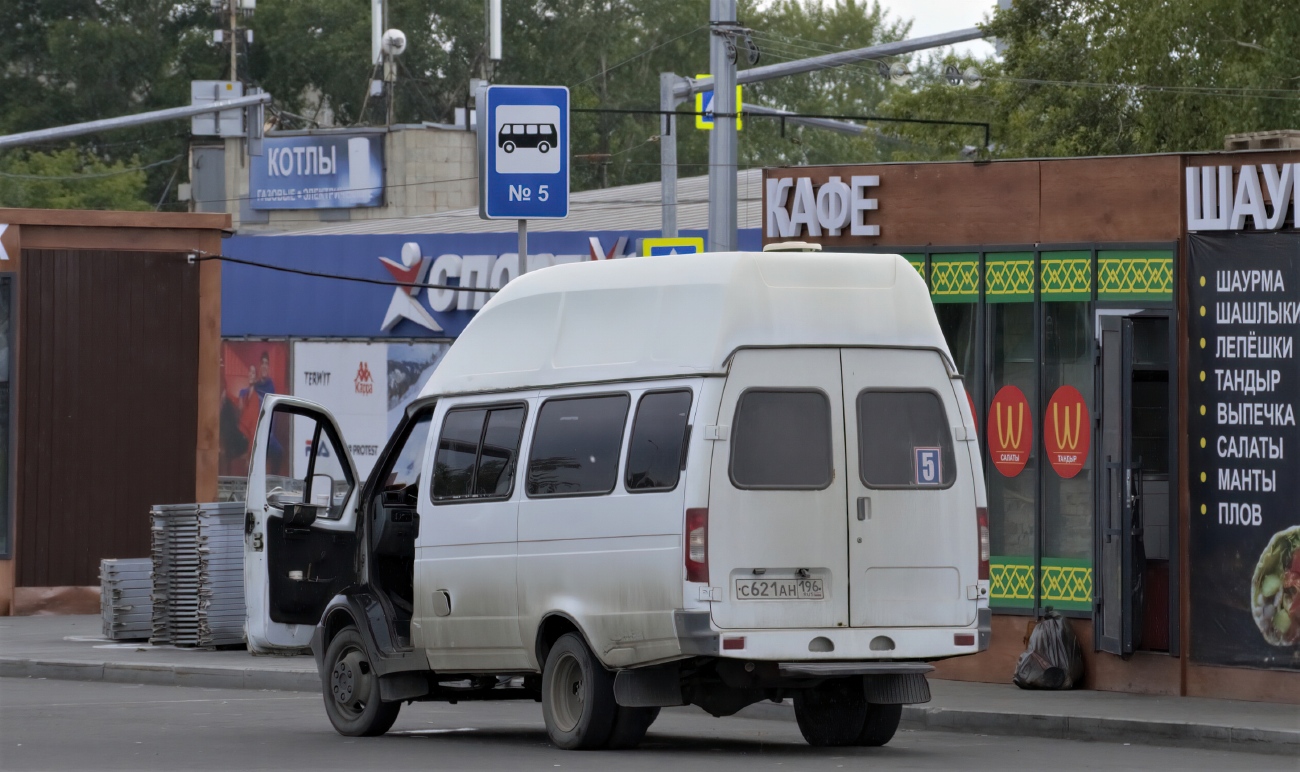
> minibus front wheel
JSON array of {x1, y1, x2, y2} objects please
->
[{"x1": 321, "y1": 626, "x2": 401, "y2": 737}]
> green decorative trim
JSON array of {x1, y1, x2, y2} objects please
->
[
  {"x1": 929, "y1": 253, "x2": 979, "y2": 303},
  {"x1": 902, "y1": 253, "x2": 925, "y2": 279},
  {"x1": 1041, "y1": 251, "x2": 1092, "y2": 301},
  {"x1": 1098, "y1": 250, "x2": 1173, "y2": 301},
  {"x1": 985, "y1": 252, "x2": 1035, "y2": 303},
  {"x1": 1040, "y1": 557, "x2": 1092, "y2": 612},
  {"x1": 990, "y1": 555, "x2": 1093, "y2": 611},
  {"x1": 990, "y1": 555, "x2": 1035, "y2": 608}
]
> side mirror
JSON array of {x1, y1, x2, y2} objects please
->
[{"x1": 309, "y1": 474, "x2": 336, "y2": 507}]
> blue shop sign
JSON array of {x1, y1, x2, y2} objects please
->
[
  {"x1": 249, "y1": 134, "x2": 385, "y2": 210},
  {"x1": 222, "y1": 229, "x2": 761, "y2": 338}
]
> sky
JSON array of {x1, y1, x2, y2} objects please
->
[{"x1": 879, "y1": 0, "x2": 999, "y2": 59}]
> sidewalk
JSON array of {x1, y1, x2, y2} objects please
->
[{"x1": 2, "y1": 615, "x2": 1296, "y2": 755}]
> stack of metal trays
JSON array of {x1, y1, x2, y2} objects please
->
[
  {"x1": 149, "y1": 502, "x2": 247, "y2": 648},
  {"x1": 149, "y1": 503, "x2": 191, "y2": 645},
  {"x1": 193, "y1": 502, "x2": 247, "y2": 647},
  {"x1": 100, "y1": 558, "x2": 153, "y2": 641}
]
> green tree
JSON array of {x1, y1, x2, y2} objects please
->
[
  {"x1": 0, "y1": 0, "x2": 225, "y2": 209},
  {"x1": 879, "y1": 0, "x2": 1300, "y2": 158},
  {"x1": 0, "y1": 149, "x2": 153, "y2": 210}
]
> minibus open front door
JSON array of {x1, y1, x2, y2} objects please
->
[{"x1": 245, "y1": 395, "x2": 360, "y2": 654}]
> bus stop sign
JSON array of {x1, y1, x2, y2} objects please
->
[{"x1": 478, "y1": 85, "x2": 570, "y2": 220}]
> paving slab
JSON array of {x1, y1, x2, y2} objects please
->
[{"x1": 3, "y1": 614, "x2": 1296, "y2": 755}]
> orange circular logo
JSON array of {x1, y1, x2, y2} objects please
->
[
  {"x1": 1044, "y1": 385, "x2": 1090, "y2": 479},
  {"x1": 988, "y1": 385, "x2": 1031, "y2": 477}
]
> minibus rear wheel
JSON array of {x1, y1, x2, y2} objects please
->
[
  {"x1": 856, "y1": 702, "x2": 902, "y2": 746},
  {"x1": 793, "y1": 678, "x2": 868, "y2": 746},
  {"x1": 541, "y1": 632, "x2": 618, "y2": 749},
  {"x1": 321, "y1": 626, "x2": 401, "y2": 737}
]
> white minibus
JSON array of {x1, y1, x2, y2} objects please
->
[{"x1": 243, "y1": 251, "x2": 989, "y2": 749}]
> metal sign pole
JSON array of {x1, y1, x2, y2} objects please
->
[
  {"x1": 518, "y1": 219, "x2": 528, "y2": 276},
  {"x1": 707, "y1": 0, "x2": 738, "y2": 253},
  {"x1": 660, "y1": 73, "x2": 681, "y2": 239}
]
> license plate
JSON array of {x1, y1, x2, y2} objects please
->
[{"x1": 734, "y1": 578, "x2": 824, "y2": 600}]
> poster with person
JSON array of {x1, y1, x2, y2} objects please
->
[{"x1": 219, "y1": 341, "x2": 291, "y2": 479}]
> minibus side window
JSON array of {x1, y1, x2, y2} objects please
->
[
  {"x1": 430, "y1": 404, "x2": 527, "y2": 503},
  {"x1": 729, "y1": 389, "x2": 832, "y2": 490},
  {"x1": 857, "y1": 390, "x2": 956, "y2": 489},
  {"x1": 625, "y1": 390, "x2": 692, "y2": 493},
  {"x1": 527, "y1": 394, "x2": 630, "y2": 497},
  {"x1": 475, "y1": 407, "x2": 526, "y2": 496},
  {"x1": 432, "y1": 409, "x2": 485, "y2": 500}
]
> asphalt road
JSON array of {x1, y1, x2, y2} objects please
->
[{"x1": 0, "y1": 678, "x2": 1289, "y2": 772}]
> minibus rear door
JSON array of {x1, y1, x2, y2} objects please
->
[
  {"x1": 841, "y1": 348, "x2": 979, "y2": 628},
  {"x1": 707, "y1": 348, "x2": 850, "y2": 630}
]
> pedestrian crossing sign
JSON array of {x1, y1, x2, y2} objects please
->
[
  {"x1": 695, "y1": 74, "x2": 743, "y2": 131},
  {"x1": 642, "y1": 237, "x2": 705, "y2": 256}
]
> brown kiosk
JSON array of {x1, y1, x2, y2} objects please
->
[
  {"x1": 763, "y1": 148, "x2": 1300, "y2": 703},
  {"x1": 0, "y1": 209, "x2": 229, "y2": 616}
]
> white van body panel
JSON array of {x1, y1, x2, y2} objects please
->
[
  {"x1": 517, "y1": 379, "x2": 703, "y2": 670},
  {"x1": 413, "y1": 392, "x2": 536, "y2": 672},
  {"x1": 419, "y1": 252, "x2": 950, "y2": 398}
]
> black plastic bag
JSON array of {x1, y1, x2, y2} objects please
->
[{"x1": 1012, "y1": 608, "x2": 1085, "y2": 690}]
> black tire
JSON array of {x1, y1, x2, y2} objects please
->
[
  {"x1": 321, "y1": 626, "x2": 401, "y2": 737},
  {"x1": 541, "y1": 632, "x2": 618, "y2": 750},
  {"x1": 503, "y1": 141, "x2": 516, "y2": 153},
  {"x1": 793, "y1": 678, "x2": 869, "y2": 747},
  {"x1": 855, "y1": 702, "x2": 902, "y2": 746},
  {"x1": 537, "y1": 141, "x2": 551, "y2": 153},
  {"x1": 606, "y1": 706, "x2": 659, "y2": 750}
]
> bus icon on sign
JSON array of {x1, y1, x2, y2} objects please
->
[
  {"x1": 499, "y1": 123, "x2": 557, "y2": 154},
  {"x1": 914, "y1": 447, "x2": 942, "y2": 485},
  {"x1": 494, "y1": 104, "x2": 562, "y2": 175}
]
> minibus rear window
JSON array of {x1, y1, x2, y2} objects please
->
[
  {"x1": 856, "y1": 390, "x2": 956, "y2": 489},
  {"x1": 527, "y1": 394, "x2": 631, "y2": 497},
  {"x1": 729, "y1": 390, "x2": 832, "y2": 490}
]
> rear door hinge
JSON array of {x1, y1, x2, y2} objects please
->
[{"x1": 704, "y1": 425, "x2": 730, "y2": 441}]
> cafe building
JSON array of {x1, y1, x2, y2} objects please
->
[{"x1": 762, "y1": 144, "x2": 1299, "y2": 703}]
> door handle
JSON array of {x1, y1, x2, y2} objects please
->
[{"x1": 857, "y1": 497, "x2": 871, "y2": 521}]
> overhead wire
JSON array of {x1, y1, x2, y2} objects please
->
[
  {"x1": 0, "y1": 154, "x2": 184, "y2": 180},
  {"x1": 571, "y1": 25, "x2": 709, "y2": 89}
]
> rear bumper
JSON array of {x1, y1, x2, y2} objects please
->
[{"x1": 674, "y1": 608, "x2": 990, "y2": 661}]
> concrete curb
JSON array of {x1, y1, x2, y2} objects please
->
[
  {"x1": 739, "y1": 699, "x2": 1298, "y2": 757},
  {"x1": 4, "y1": 657, "x2": 1295, "y2": 756},
  {"x1": 0, "y1": 657, "x2": 320, "y2": 693}
]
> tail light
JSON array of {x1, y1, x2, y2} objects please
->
[
  {"x1": 685, "y1": 507, "x2": 709, "y2": 583},
  {"x1": 976, "y1": 507, "x2": 990, "y2": 581}
]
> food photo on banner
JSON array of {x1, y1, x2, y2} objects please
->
[
  {"x1": 1187, "y1": 232, "x2": 1299, "y2": 671},
  {"x1": 219, "y1": 341, "x2": 291, "y2": 478}
]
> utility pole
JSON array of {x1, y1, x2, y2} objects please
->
[
  {"x1": 707, "y1": 0, "x2": 739, "y2": 253},
  {"x1": 659, "y1": 73, "x2": 686, "y2": 239},
  {"x1": 660, "y1": 26, "x2": 986, "y2": 245},
  {"x1": 229, "y1": 0, "x2": 238, "y2": 81}
]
